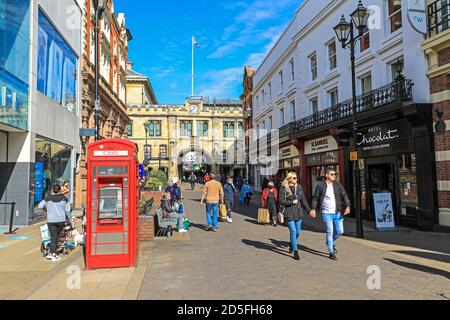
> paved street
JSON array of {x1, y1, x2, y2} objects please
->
[{"x1": 139, "y1": 185, "x2": 450, "y2": 300}]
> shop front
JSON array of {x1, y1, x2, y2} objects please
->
[
  {"x1": 277, "y1": 144, "x2": 300, "y2": 187},
  {"x1": 304, "y1": 136, "x2": 341, "y2": 198},
  {"x1": 32, "y1": 137, "x2": 73, "y2": 219},
  {"x1": 355, "y1": 115, "x2": 435, "y2": 230}
]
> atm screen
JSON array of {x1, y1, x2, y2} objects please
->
[{"x1": 98, "y1": 187, "x2": 123, "y2": 220}]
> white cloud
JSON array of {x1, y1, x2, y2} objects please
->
[
  {"x1": 208, "y1": 0, "x2": 298, "y2": 59},
  {"x1": 197, "y1": 67, "x2": 242, "y2": 99}
]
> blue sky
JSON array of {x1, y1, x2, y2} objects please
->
[{"x1": 115, "y1": 0, "x2": 302, "y2": 104}]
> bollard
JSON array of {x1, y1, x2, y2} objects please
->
[{"x1": 4, "y1": 202, "x2": 18, "y2": 235}]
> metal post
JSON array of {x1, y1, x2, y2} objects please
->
[
  {"x1": 4, "y1": 202, "x2": 17, "y2": 235},
  {"x1": 350, "y1": 23, "x2": 364, "y2": 239},
  {"x1": 94, "y1": 5, "x2": 100, "y2": 141}
]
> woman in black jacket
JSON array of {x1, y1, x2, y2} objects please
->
[{"x1": 279, "y1": 172, "x2": 313, "y2": 261}]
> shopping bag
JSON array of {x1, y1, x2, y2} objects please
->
[
  {"x1": 258, "y1": 208, "x2": 270, "y2": 224},
  {"x1": 219, "y1": 204, "x2": 228, "y2": 221},
  {"x1": 277, "y1": 212, "x2": 285, "y2": 224},
  {"x1": 40, "y1": 224, "x2": 50, "y2": 242},
  {"x1": 183, "y1": 218, "x2": 190, "y2": 231}
]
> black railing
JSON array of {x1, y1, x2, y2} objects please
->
[
  {"x1": 428, "y1": 0, "x2": 450, "y2": 37},
  {"x1": 283, "y1": 78, "x2": 413, "y2": 139}
]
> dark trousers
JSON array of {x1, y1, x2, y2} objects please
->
[
  {"x1": 225, "y1": 200, "x2": 234, "y2": 218},
  {"x1": 48, "y1": 222, "x2": 65, "y2": 254},
  {"x1": 245, "y1": 196, "x2": 251, "y2": 206},
  {"x1": 190, "y1": 182, "x2": 195, "y2": 190}
]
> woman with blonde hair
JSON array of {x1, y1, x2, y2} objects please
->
[{"x1": 279, "y1": 172, "x2": 313, "y2": 261}]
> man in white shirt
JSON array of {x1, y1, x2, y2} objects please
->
[{"x1": 310, "y1": 167, "x2": 351, "y2": 261}]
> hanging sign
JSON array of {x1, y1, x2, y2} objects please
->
[
  {"x1": 407, "y1": 0, "x2": 427, "y2": 35},
  {"x1": 373, "y1": 193, "x2": 396, "y2": 230}
]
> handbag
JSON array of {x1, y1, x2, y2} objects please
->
[{"x1": 278, "y1": 187, "x2": 288, "y2": 224}]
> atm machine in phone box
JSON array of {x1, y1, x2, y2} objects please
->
[{"x1": 86, "y1": 139, "x2": 140, "y2": 269}]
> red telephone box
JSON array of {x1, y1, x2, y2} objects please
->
[{"x1": 86, "y1": 139, "x2": 140, "y2": 270}]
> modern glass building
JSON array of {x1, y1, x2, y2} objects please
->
[{"x1": 0, "y1": 0, "x2": 82, "y2": 226}]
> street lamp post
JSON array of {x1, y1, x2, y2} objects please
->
[
  {"x1": 334, "y1": 0, "x2": 370, "y2": 239},
  {"x1": 94, "y1": 0, "x2": 107, "y2": 141}
]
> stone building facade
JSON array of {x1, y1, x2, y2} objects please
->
[{"x1": 127, "y1": 95, "x2": 244, "y2": 180}]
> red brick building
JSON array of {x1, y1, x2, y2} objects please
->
[
  {"x1": 75, "y1": 0, "x2": 132, "y2": 208},
  {"x1": 422, "y1": 0, "x2": 450, "y2": 229}
]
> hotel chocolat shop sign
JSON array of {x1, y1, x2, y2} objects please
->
[{"x1": 357, "y1": 120, "x2": 414, "y2": 157}]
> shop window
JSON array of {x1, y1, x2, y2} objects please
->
[
  {"x1": 37, "y1": 9, "x2": 78, "y2": 112},
  {"x1": 33, "y1": 138, "x2": 72, "y2": 206},
  {"x1": 388, "y1": 0, "x2": 402, "y2": 33},
  {"x1": 399, "y1": 154, "x2": 418, "y2": 216}
]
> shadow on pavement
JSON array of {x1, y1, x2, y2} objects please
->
[
  {"x1": 190, "y1": 222, "x2": 209, "y2": 232},
  {"x1": 391, "y1": 250, "x2": 450, "y2": 264},
  {"x1": 384, "y1": 258, "x2": 450, "y2": 280},
  {"x1": 241, "y1": 239, "x2": 293, "y2": 259}
]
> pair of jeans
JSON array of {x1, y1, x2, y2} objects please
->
[
  {"x1": 206, "y1": 203, "x2": 219, "y2": 230},
  {"x1": 48, "y1": 222, "x2": 65, "y2": 254},
  {"x1": 225, "y1": 200, "x2": 233, "y2": 218},
  {"x1": 322, "y1": 213, "x2": 344, "y2": 254},
  {"x1": 170, "y1": 213, "x2": 184, "y2": 230},
  {"x1": 287, "y1": 219, "x2": 302, "y2": 252}
]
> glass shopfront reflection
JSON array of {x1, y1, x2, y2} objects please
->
[
  {"x1": 33, "y1": 138, "x2": 72, "y2": 209},
  {"x1": 0, "y1": 0, "x2": 30, "y2": 130}
]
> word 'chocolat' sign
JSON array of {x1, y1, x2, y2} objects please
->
[{"x1": 357, "y1": 120, "x2": 413, "y2": 156}]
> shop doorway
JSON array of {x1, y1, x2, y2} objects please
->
[{"x1": 365, "y1": 159, "x2": 397, "y2": 223}]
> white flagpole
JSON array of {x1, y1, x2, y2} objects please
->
[{"x1": 192, "y1": 36, "x2": 194, "y2": 97}]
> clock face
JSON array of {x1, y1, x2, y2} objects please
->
[{"x1": 190, "y1": 104, "x2": 199, "y2": 113}]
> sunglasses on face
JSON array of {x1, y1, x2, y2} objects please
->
[{"x1": 329, "y1": 173, "x2": 336, "y2": 176}]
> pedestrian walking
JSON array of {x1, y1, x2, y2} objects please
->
[
  {"x1": 223, "y1": 177, "x2": 236, "y2": 223},
  {"x1": 310, "y1": 167, "x2": 351, "y2": 261},
  {"x1": 279, "y1": 172, "x2": 314, "y2": 261},
  {"x1": 200, "y1": 174, "x2": 224, "y2": 232},
  {"x1": 261, "y1": 181, "x2": 279, "y2": 227},
  {"x1": 38, "y1": 184, "x2": 72, "y2": 262},
  {"x1": 239, "y1": 180, "x2": 253, "y2": 206},
  {"x1": 189, "y1": 172, "x2": 197, "y2": 191}
]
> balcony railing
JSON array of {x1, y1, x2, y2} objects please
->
[
  {"x1": 281, "y1": 78, "x2": 413, "y2": 139},
  {"x1": 428, "y1": 0, "x2": 450, "y2": 37}
]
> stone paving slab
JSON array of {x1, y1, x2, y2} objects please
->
[{"x1": 138, "y1": 189, "x2": 450, "y2": 300}]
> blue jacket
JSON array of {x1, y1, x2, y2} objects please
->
[
  {"x1": 166, "y1": 184, "x2": 182, "y2": 203},
  {"x1": 223, "y1": 183, "x2": 236, "y2": 201},
  {"x1": 239, "y1": 184, "x2": 253, "y2": 204}
]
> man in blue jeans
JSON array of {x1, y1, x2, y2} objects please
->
[
  {"x1": 310, "y1": 167, "x2": 351, "y2": 261},
  {"x1": 200, "y1": 174, "x2": 224, "y2": 232}
]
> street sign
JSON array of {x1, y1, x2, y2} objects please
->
[
  {"x1": 80, "y1": 128, "x2": 96, "y2": 137},
  {"x1": 350, "y1": 151, "x2": 359, "y2": 161}
]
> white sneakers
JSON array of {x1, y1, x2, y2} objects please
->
[
  {"x1": 178, "y1": 229, "x2": 188, "y2": 233},
  {"x1": 227, "y1": 217, "x2": 233, "y2": 223},
  {"x1": 51, "y1": 255, "x2": 61, "y2": 262},
  {"x1": 45, "y1": 254, "x2": 53, "y2": 260}
]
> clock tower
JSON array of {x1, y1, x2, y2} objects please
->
[{"x1": 186, "y1": 97, "x2": 203, "y2": 114}]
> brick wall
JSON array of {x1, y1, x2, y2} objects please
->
[
  {"x1": 431, "y1": 47, "x2": 450, "y2": 225},
  {"x1": 140, "y1": 215, "x2": 155, "y2": 241},
  {"x1": 438, "y1": 47, "x2": 450, "y2": 66}
]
